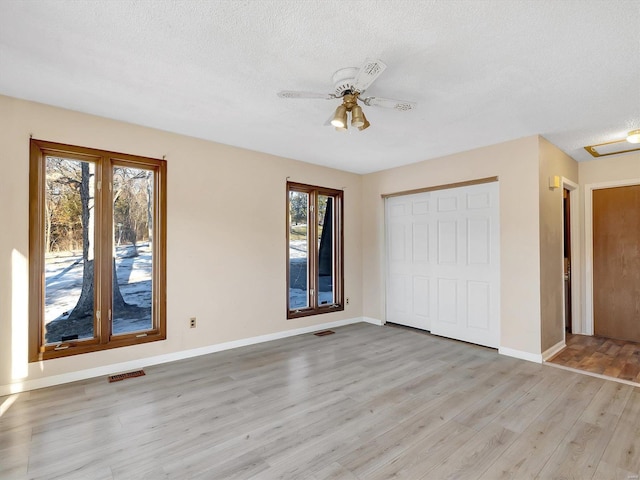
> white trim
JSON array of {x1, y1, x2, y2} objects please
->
[
  {"x1": 544, "y1": 362, "x2": 640, "y2": 388},
  {"x1": 1, "y1": 317, "x2": 370, "y2": 396},
  {"x1": 584, "y1": 178, "x2": 640, "y2": 335},
  {"x1": 561, "y1": 178, "x2": 581, "y2": 335},
  {"x1": 498, "y1": 346, "x2": 543, "y2": 364},
  {"x1": 362, "y1": 316, "x2": 385, "y2": 326},
  {"x1": 542, "y1": 340, "x2": 566, "y2": 361}
]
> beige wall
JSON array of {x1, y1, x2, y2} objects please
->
[
  {"x1": 580, "y1": 152, "x2": 640, "y2": 185},
  {"x1": 2, "y1": 91, "x2": 613, "y2": 391},
  {"x1": 0, "y1": 95, "x2": 363, "y2": 391},
  {"x1": 361, "y1": 136, "x2": 543, "y2": 356},
  {"x1": 538, "y1": 137, "x2": 578, "y2": 352}
]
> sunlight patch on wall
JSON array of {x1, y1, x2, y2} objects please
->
[{"x1": 12, "y1": 249, "x2": 28, "y2": 380}]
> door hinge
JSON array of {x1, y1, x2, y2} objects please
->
[
  {"x1": 96, "y1": 310, "x2": 101, "y2": 320},
  {"x1": 97, "y1": 181, "x2": 102, "y2": 191}
]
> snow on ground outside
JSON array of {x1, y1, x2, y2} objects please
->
[
  {"x1": 46, "y1": 242, "x2": 333, "y2": 335},
  {"x1": 289, "y1": 241, "x2": 335, "y2": 309},
  {"x1": 45, "y1": 244, "x2": 153, "y2": 336}
]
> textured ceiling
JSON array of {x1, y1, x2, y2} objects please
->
[{"x1": 1, "y1": 0, "x2": 639, "y2": 174}]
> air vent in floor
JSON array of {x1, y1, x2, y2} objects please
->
[
  {"x1": 313, "y1": 330, "x2": 335, "y2": 337},
  {"x1": 108, "y1": 370, "x2": 145, "y2": 383}
]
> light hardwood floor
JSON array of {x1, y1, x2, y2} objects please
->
[{"x1": 1, "y1": 323, "x2": 639, "y2": 479}]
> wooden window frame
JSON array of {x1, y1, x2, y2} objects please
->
[
  {"x1": 286, "y1": 182, "x2": 344, "y2": 319},
  {"x1": 29, "y1": 139, "x2": 167, "y2": 361}
]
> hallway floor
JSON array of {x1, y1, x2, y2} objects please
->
[{"x1": 548, "y1": 333, "x2": 640, "y2": 384}]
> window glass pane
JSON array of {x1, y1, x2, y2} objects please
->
[
  {"x1": 317, "y1": 195, "x2": 334, "y2": 305},
  {"x1": 289, "y1": 191, "x2": 309, "y2": 309},
  {"x1": 44, "y1": 157, "x2": 96, "y2": 343},
  {"x1": 112, "y1": 166, "x2": 154, "y2": 334}
]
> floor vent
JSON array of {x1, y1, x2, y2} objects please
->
[
  {"x1": 108, "y1": 370, "x2": 145, "y2": 383},
  {"x1": 313, "y1": 330, "x2": 335, "y2": 337}
]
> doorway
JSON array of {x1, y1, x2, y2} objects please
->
[
  {"x1": 560, "y1": 178, "x2": 579, "y2": 339},
  {"x1": 547, "y1": 180, "x2": 639, "y2": 383},
  {"x1": 563, "y1": 188, "x2": 572, "y2": 334}
]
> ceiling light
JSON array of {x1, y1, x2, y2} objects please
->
[
  {"x1": 331, "y1": 105, "x2": 348, "y2": 128},
  {"x1": 328, "y1": 94, "x2": 372, "y2": 132},
  {"x1": 351, "y1": 105, "x2": 364, "y2": 128},
  {"x1": 585, "y1": 138, "x2": 640, "y2": 157},
  {"x1": 627, "y1": 129, "x2": 640, "y2": 144},
  {"x1": 358, "y1": 113, "x2": 370, "y2": 131}
]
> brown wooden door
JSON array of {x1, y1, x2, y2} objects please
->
[{"x1": 593, "y1": 185, "x2": 640, "y2": 342}]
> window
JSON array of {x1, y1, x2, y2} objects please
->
[
  {"x1": 29, "y1": 139, "x2": 166, "y2": 361},
  {"x1": 287, "y1": 182, "x2": 343, "y2": 318}
]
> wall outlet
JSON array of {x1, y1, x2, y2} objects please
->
[
  {"x1": 189, "y1": 317, "x2": 196, "y2": 328},
  {"x1": 346, "y1": 297, "x2": 350, "y2": 305}
]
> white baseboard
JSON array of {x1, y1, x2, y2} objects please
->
[
  {"x1": 1, "y1": 316, "x2": 374, "y2": 396},
  {"x1": 542, "y1": 340, "x2": 566, "y2": 361},
  {"x1": 362, "y1": 316, "x2": 385, "y2": 326},
  {"x1": 498, "y1": 346, "x2": 543, "y2": 364}
]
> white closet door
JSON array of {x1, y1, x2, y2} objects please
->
[
  {"x1": 385, "y1": 194, "x2": 433, "y2": 330},
  {"x1": 385, "y1": 182, "x2": 500, "y2": 348}
]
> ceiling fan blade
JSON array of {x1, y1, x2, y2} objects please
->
[
  {"x1": 361, "y1": 96, "x2": 416, "y2": 111},
  {"x1": 352, "y1": 59, "x2": 387, "y2": 93},
  {"x1": 277, "y1": 90, "x2": 335, "y2": 100}
]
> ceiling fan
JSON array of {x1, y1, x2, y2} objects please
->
[{"x1": 277, "y1": 58, "x2": 416, "y2": 131}]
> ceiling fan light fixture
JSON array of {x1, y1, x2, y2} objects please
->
[
  {"x1": 358, "y1": 113, "x2": 370, "y2": 131},
  {"x1": 351, "y1": 105, "x2": 365, "y2": 128},
  {"x1": 627, "y1": 129, "x2": 640, "y2": 144},
  {"x1": 331, "y1": 105, "x2": 348, "y2": 128},
  {"x1": 276, "y1": 58, "x2": 415, "y2": 131}
]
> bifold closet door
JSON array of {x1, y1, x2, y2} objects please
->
[
  {"x1": 385, "y1": 182, "x2": 500, "y2": 348},
  {"x1": 386, "y1": 193, "x2": 433, "y2": 330}
]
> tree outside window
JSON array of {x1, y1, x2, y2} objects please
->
[
  {"x1": 287, "y1": 182, "x2": 343, "y2": 318},
  {"x1": 29, "y1": 139, "x2": 167, "y2": 360}
]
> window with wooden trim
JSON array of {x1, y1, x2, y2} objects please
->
[
  {"x1": 29, "y1": 139, "x2": 167, "y2": 361},
  {"x1": 287, "y1": 182, "x2": 343, "y2": 318}
]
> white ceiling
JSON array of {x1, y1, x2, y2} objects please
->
[{"x1": 1, "y1": 0, "x2": 639, "y2": 174}]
